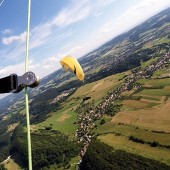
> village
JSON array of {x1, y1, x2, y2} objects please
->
[{"x1": 75, "y1": 50, "x2": 170, "y2": 158}]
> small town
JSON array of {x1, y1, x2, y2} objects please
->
[
  {"x1": 0, "y1": 4, "x2": 170, "y2": 169},
  {"x1": 75, "y1": 50, "x2": 170, "y2": 157}
]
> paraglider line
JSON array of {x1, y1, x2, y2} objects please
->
[
  {"x1": 0, "y1": 0, "x2": 5, "y2": 7},
  {"x1": 25, "y1": 0, "x2": 32, "y2": 170}
]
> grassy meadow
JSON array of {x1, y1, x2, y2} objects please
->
[
  {"x1": 93, "y1": 63, "x2": 170, "y2": 166},
  {"x1": 98, "y1": 134, "x2": 170, "y2": 166},
  {"x1": 34, "y1": 59, "x2": 170, "y2": 167},
  {"x1": 35, "y1": 72, "x2": 126, "y2": 136}
]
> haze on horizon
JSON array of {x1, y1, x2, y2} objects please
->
[{"x1": 0, "y1": 0, "x2": 169, "y2": 80}]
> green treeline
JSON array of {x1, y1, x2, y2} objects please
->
[
  {"x1": 80, "y1": 140, "x2": 170, "y2": 170},
  {"x1": 129, "y1": 135, "x2": 170, "y2": 149},
  {"x1": 32, "y1": 80, "x2": 82, "y2": 103},
  {"x1": 0, "y1": 112, "x2": 25, "y2": 162},
  {"x1": 30, "y1": 101, "x2": 60, "y2": 124},
  {"x1": 30, "y1": 80, "x2": 81, "y2": 124},
  {"x1": 10, "y1": 125, "x2": 81, "y2": 169},
  {"x1": 105, "y1": 103, "x2": 122, "y2": 116},
  {"x1": 86, "y1": 44, "x2": 170, "y2": 83},
  {"x1": 0, "y1": 133, "x2": 10, "y2": 162},
  {"x1": 0, "y1": 164, "x2": 7, "y2": 170},
  {"x1": 0, "y1": 113, "x2": 25, "y2": 136}
]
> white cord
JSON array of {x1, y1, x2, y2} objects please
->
[{"x1": 0, "y1": 0, "x2": 5, "y2": 7}]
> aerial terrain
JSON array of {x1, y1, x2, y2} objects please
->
[{"x1": 0, "y1": 7, "x2": 170, "y2": 170}]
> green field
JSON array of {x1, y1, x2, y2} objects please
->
[
  {"x1": 69, "y1": 73, "x2": 125, "y2": 102},
  {"x1": 95, "y1": 118, "x2": 170, "y2": 165},
  {"x1": 37, "y1": 109, "x2": 78, "y2": 135},
  {"x1": 36, "y1": 72, "x2": 126, "y2": 135},
  {"x1": 95, "y1": 123, "x2": 170, "y2": 146},
  {"x1": 154, "y1": 36, "x2": 170, "y2": 45},
  {"x1": 152, "y1": 67, "x2": 170, "y2": 78},
  {"x1": 122, "y1": 99, "x2": 158, "y2": 109},
  {"x1": 93, "y1": 71, "x2": 170, "y2": 166},
  {"x1": 141, "y1": 25, "x2": 170, "y2": 49},
  {"x1": 137, "y1": 78, "x2": 170, "y2": 88},
  {"x1": 98, "y1": 134, "x2": 170, "y2": 166},
  {"x1": 36, "y1": 99, "x2": 80, "y2": 135},
  {"x1": 142, "y1": 96, "x2": 161, "y2": 101},
  {"x1": 34, "y1": 63, "x2": 170, "y2": 168},
  {"x1": 140, "y1": 57, "x2": 158, "y2": 68},
  {"x1": 139, "y1": 89, "x2": 170, "y2": 96},
  {"x1": 139, "y1": 28, "x2": 156, "y2": 38}
]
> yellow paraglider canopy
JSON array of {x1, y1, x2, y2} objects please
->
[{"x1": 60, "y1": 55, "x2": 84, "y2": 81}]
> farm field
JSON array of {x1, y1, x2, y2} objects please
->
[
  {"x1": 36, "y1": 107, "x2": 78, "y2": 135},
  {"x1": 36, "y1": 69, "x2": 170, "y2": 167},
  {"x1": 92, "y1": 72, "x2": 170, "y2": 166},
  {"x1": 140, "y1": 95, "x2": 161, "y2": 102},
  {"x1": 98, "y1": 134, "x2": 170, "y2": 166},
  {"x1": 0, "y1": 6, "x2": 170, "y2": 170},
  {"x1": 122, "y1": 99, "x2": 158, "y2": 109},
  {"x1": 68, "y1": 72, "x2": 126, "y2": 102},
  {"x1": 34, "y1": 71, "x2": 129, "y2": 168},
  {"x1": 32, "y1": 59, "x2": 170, "y2": 168},
  {"x1": 137, "y1": 78, "x2": 170, "y2": 88},
  {"x1": 95, "y1": 123, "x2": 170, "y2": 145},
  {"x1": 96, "y1": 99, "x2": 170, "y2": 165},
  {"x1": 112, "y1": 99, "x2": 170, "y2": 132},
  {"x1": 36, "y1": 72, "x2": 127, "y2": 135},
  {"x1": 138, "y1": 88, "x2": 170, "y2": 96},
  {"x1": 95, "y1": 97, "x2": 170, "y2": 165}
]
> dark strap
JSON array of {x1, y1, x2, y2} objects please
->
[
  {"x1": 0, "y1": 72, "x2": 39, "y2": 94},
  {"x1": 0, "y1": 74, "x2": 17, "y2": 93}
]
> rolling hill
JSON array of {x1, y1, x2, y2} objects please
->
[{"x1": 0, "y1": 7, "x2": 170, "y2": 170}]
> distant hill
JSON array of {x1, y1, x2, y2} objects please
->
[
  {"x1": 102, "y1": 7, "x2": 170, "y2": 46},
  {"x1": 0, "y1": 7, "x2": 170, "y2": 116},
  {"x1": 0, "y1": 7, "x2": 170, "y2": 170}
]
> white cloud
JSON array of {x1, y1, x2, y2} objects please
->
[
  {"x1": 1, "y1": 0, "x2": 91, "y2": 47},
  {"x1": 1, "y1": 0, "x2": 170, "y2": 80},
  {"x1": 26, "y1": 56, "x2": 60, "y2": 78},
  {"x1": 0, "y1": 60, "x2": 39, "y2": 78},
  {"x1": 0, "y1": 0, "x2": 119, "y2": 71},
  {"x1": 42, "y1": 56, "x2": 59, "y2": 69},
  {"x1": 103, "y1": 0, "x2": 170, "y2": 34},
  {"x1": 2, "y1": 29, "x2": 13, "y2": 35},
  {"x1": 1, "y1": 0, "x2": 116, "y2": 48},
  {"x1": 29, "y1": 23, "x2": 52, "y2": 49},
  {"x1": 52, "y1": 0, "x2": 91, "y2": 27},
  {"x1": 0, "y1": 63, "x2": 25, "y2": 77},
  {"x1": 2, "y1": 32, "x2": 26, "y2": 45},
  {"x1": 66, "y1": 46, "x2": 83, "y2": 55},
  {"x1": 51, "y1": 0, "x2": 115, "y2": 27},
  {"x1": 61, "y1": 42, "x2": 72, "y2": 50},
  {"x1": 75, "y1": 0, "x2": 170, "y2": 57}
]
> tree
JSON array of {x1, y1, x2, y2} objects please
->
[
  {"x1": 100, "y1": 119, "x2": 105, "y2": 125},
  {"x1": 0, "y1": 164, "x2": 7, "y2": 170}
]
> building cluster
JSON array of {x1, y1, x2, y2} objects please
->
[
  {"x1": 50, "y1": 88, "x2": 75, "y2": 104},
  {"x1": 75, "y1": 51, "x2": 170, "y2": 158}
]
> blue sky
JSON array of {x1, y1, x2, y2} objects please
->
[{"x1": 0, "y1": 0, "x2": 170, "y2": 79}]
